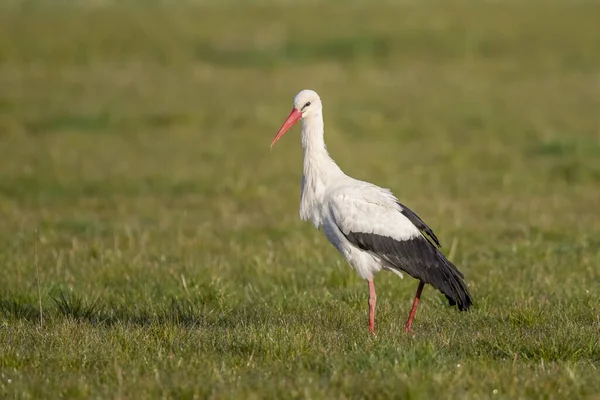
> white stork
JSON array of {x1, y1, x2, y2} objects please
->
[{"x1": 270, "y1": 89, "x2": 472, "y2": 334}]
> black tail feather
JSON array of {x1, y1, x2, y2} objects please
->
[
  {"x1": 342, "y1": 231, "x2": 473, "y2": 310},
  {"x1": 436, "y1": 253, "x2": 472, "y2": 311}
]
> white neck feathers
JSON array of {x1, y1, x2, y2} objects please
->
[{"x1": 299, "y1": 111, "x2": 344, "y2": 227}]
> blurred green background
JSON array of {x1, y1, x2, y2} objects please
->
[{"x1": 1, "y1": 1, "x2": 599, "y2": 398}]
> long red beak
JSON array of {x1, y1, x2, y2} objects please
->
[{"x1": 271, "y1": 108, "x2": 302, "y2": 148}]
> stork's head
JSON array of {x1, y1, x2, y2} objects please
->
[{"x1": 271, "y1": 89, "x2": 322, "y2": 148}]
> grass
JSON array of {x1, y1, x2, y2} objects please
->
[{"x1": 1, "y1": 0, "x2": 600, "y2": 398}]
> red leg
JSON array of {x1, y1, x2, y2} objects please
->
[
  {"x1": 368, "y1": 279, "x2": 377, "y2": 334},
  {"x1": 405, "y1": 281, "x2": 425, "y2": 332}
]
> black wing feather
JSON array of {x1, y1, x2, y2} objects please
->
[
  {"x1": 396, "y1": 201, "x2": 441, "y2": 248},
  {"x1": 339, "y1": 205, "x2": 472, "y2": 311}
]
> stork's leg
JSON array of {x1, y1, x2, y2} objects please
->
[
  {"x1": 368, "y1": 279, "x2": 377, "y2": 334},
  {"x1": 405, "y1": 281, "x2": 425, "y2": 332}
]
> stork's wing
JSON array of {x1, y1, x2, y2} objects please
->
[
  {"x1": 396, "y1": 201, "x2": 441, "y2": 248},
  {"x1": 328, "y1": 189, "x2": 423, "y2": 243},
  {"x1": 328, "y1": 186, "x2": 441, "y2": 248},
  {"x1": 328, "y1": 188, "x2": 471, "y2": 311},
  {"x1": 328, "y1": 188, "x2": 447, "y2": 281}
]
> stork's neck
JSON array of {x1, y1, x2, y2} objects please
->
[
  {"x1": 299, "y1": 111, "x2": 344, "y2": 226},
  {"x1": 301, "y1": 111, "x2": 343, "y2": 180}
]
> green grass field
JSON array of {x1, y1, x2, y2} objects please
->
[{"x1": 1, "y1": 1, "x2": 600, "y2": 398}]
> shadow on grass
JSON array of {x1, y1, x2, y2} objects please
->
[
  {"x1": 3, "y1": 290, "x2": 598, "y2": 363},
  {"x1": 25, "y1": 112, "x2": 114, "y2": 134},
  {"x1": 474, "y1": 333, "x2": 600, "y2": 363},
  {"x1": 0, "y1": 288, "x2": 247, "y2": 329},
  {"x1": 195, "y1": 36, "x2": 392, "y2": 67},
  {"x1": 528, "y1": 138, "x2": 600, "y2": 184},
  {"x1": 23, "y1": 111, "x2": 191, "y2": 135}
]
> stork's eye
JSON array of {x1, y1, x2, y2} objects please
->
[{"x1": 302, "y1": 101, "x2": 311, "y2": 110}]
